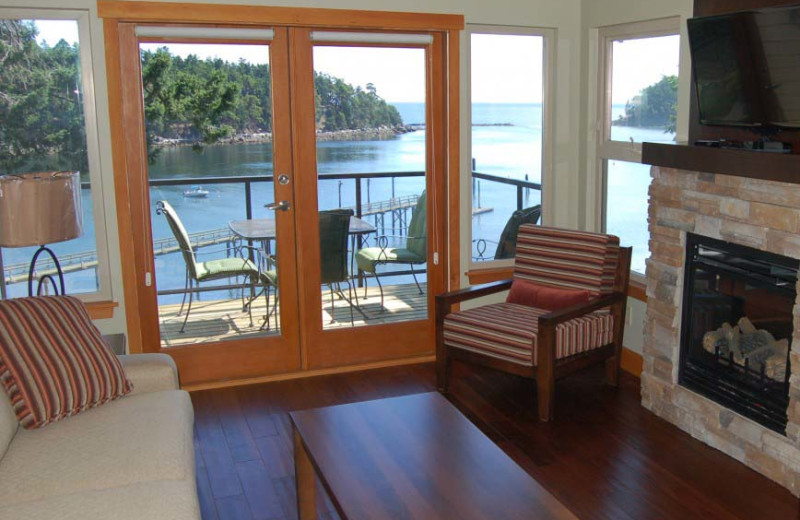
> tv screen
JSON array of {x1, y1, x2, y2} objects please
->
[{"x1": 688, "y1": 6, "x2": 800, "y2": 129}]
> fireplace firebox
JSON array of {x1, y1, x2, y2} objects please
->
[{"x1": 679, "y1": 233, "x2": 798, "y2": 434}]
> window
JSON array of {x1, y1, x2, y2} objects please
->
[
  {"x1": 597, "y1": 19, "x2": 680, "y2": 276},
  {"x1": 0, "y1": 10, "x2": 110, "y2": 301},
  {"x1": 468, "y1": 26, "x2": 552, "y2": 265}
]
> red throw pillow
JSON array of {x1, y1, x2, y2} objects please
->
[
  {"x1": 506, "y1": 280, "x2": 591, "y2": 310},
  {"x1": 0, "y1": 296, "x2": 132, "y2": 429}
]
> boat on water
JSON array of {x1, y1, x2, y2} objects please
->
[{"x1": 183, "y1": 186, "x2": 209, "y2": 198}]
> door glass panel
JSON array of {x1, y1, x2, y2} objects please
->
[
  {"x1": 605, "y1": 159, "x2": 650, "y2": 275},
  {"x1": 312, "y1": 45, "x2": 427, "y2": 329},
  {"x1": 139, "y1": 42, "x2": 280, "y2": 347},
  {"x1": 469, "y1": 33, "x2": 544, "y2": 263},
  {"x1": 609, "y1": 34, "x2": 680, "y2": 143},
  {"x1": 0, "y1": 19, "x2": 101, "y2": 299}
]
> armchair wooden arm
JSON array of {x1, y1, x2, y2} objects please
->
[{"x1": 537, "y1": 292, "x2": 626, "y2": 326}]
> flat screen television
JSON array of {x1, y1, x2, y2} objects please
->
[{"x1": 688, "y1": 5, "x2": 800, "y2": 129}]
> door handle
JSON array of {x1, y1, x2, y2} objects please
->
[{"x1": 265, "y1": 200, "x2": 291, "y2": 211}]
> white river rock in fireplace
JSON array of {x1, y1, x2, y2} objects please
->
[{"x1": 702, "y1": 317, "x2": 789, "y2": 381}]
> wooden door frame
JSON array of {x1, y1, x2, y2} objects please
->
[
  {"x1": 100, "y1": 1, "x2": 463, "y2": 384},
  {"x1": 289, "y1": 29, "x2": 452, "y2": 370}
]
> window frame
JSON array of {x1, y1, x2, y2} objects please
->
[
  {"x1": 0, "y1": 8, "x2": 112, "y2": 303},
  {"x1": 465, "y1": 24, "x2": 555, "y2": 272},
  {"x1": 594, "y1": 17, "x2": 681, "y2": 283}
]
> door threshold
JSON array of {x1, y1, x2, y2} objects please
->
[{"x1": 182, "y1": 354, "x2": 435, "y2": 392}]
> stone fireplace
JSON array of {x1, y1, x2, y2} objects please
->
[{"x1": 643, "y1": 166, "x2": 800, "y2": 495}]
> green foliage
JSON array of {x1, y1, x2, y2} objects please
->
[
  {"x1": 613, "y1": 75, "x2": 678, "y2": 133},
  {"x1": 0, "y1": 20, "x2": 88, "y2": 174},
  {"x1": 141, "y1": 49, "x2": 403, "y2": 161},
  {"x1": 314, "y1": 75, "x2": 402, "y2": 131},
  {"x1": 0, "y1": 28, "x2": 405, "y2": 170}
]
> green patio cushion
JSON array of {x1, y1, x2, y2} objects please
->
[
  {"x1": 406, "y1": 191, "x2": 427, "y2": 258},
  {"x1": 196, "y1": 258, "x2": 276, "y2": 285},
  {"x1": 356, "y1": 247, "x2": 425, "y2": 273}
]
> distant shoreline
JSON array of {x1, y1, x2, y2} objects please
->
[
  {"x1": 151, "y1": 122, "x2": 519, "y2": 148},
  {"x1": 152, "y1": 124, "x2": 417, "y2": 148}
]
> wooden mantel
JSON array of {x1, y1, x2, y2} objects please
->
[{"x1": 642, "y1": 142, "x2": 800, "y2": 184}]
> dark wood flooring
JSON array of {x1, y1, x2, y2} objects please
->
[{"x1": 191, "y1": 361, "x2": 800, "y2": 520}]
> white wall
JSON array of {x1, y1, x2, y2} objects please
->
[{"x1": 579, "y1": 0, "x2": 693, "y2": 354}]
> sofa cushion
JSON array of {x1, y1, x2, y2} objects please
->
[
  {"x1": 0, "y1": 479, "x2": 200, "y2": 520},
  {"x1": 118, "y1": 354, "x2": 180, "y2": 395},
  {"x1": 0, "y1": 296, "x2": 132, "y2": 429},
  {"x1": 0, "y1": 389, "x2": 194, "y2": 505}
]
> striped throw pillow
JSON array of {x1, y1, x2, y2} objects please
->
[{"x1": 0, "y1": 296, "x2": 132, "y2": 429}]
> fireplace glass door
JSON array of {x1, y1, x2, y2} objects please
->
[{"x1": 679, "y1": 233, "x2": 798, "y2": 434}]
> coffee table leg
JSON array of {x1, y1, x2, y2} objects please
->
[{"x1": 294, "y1": 427, "x2": 317, "y2": 520}]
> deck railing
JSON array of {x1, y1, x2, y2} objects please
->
[{"x1": 1, "y1": 171, "x2": 542, "y2": 297}]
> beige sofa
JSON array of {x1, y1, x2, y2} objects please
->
[{"x1": 0, "y1": 354, "x2": 200, "y2": 520}]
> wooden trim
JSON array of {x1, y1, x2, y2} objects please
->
[
  {"x1": 642, "y1": 142, "x2": 800, "y2": 183},
  {"x1": 98, "y1": 1, "x2": 465, "y2": 31},
  {"x1": 119, "y1": 22, "x2": 161, "y2": 353},
  {"x1": 103, "y1": 19, "x2": 144, "y2": 352},
  {"x1": 628, "y1": 280, "x2": 647, "y2": 302},
  {"x1": 620, "y1": 347, "x2": 643, "y2": 378},
  {"x1": 287, "y1": 27, "x2": 318, "y2": 371},
  {"x1": 183, "y1": 354, "x2": 436, "y2": 392},
  {"x1": 466, "y1": 266, "x2": 514, "y2": 285},
  {"x1": 447, "y1": 29, "x2": 460, "y2": 294},
  {"x1": 85, "y1": 300, "x2": 118, "y2": 320}
]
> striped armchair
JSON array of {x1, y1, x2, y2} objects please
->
[{"x1": 436, "y1": 225, "x2": 632, "y2": 421}]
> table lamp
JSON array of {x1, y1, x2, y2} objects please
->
[{"x1": 0, "y1": 171, "x2": 84, "y2": 296}]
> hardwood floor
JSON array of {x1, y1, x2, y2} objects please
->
[{"x1": 191, "y1": 361, "x2": 800, "y2": 520}]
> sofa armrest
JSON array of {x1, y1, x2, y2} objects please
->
[{"x1": 117, "y1": 354, "x2": 180, "y2": 394}]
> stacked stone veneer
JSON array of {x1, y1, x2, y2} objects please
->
[{"x1": 643, "y1": 166, "x2": 800, "y2": 495}]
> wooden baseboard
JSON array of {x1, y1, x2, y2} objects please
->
[
  {"x1": 184, "y1": 347, "x2": 643, "y2": 391},
  {"x1": 183, "y1": 354, "x2": 436, "y2": 392},
  {"x1": 86, "y1": 300, "x2": 118, "y2": 320},
  {"x1": 620, "y1": 347, "x2": 643, "y2": 378}
]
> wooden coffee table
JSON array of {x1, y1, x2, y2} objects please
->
[{"x1": 290, "y1": 392, "x2": 578, "y2": 520}]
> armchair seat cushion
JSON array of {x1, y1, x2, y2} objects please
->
[
  {"x1": 355, "y1": 247, "x2": 425, "y2": 272},
  {"x1": 443, "y1": 302, "x2": 614, "y2": 366}
]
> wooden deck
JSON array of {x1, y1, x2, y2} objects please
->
[{"x1": 158, "y1": 282, "x2": 427, "y2": 347}]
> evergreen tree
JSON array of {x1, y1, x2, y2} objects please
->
[
  {"x1": 0, "y1": 31, "x2": 405, "y2": 170},
  {"x1": 0, "y1": 20, "x2": 87, "y2": 174},
  {"x1": 613, "y1": 75, "x2": 678, "y2": 132}
]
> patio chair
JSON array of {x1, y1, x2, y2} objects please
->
[
  {"x1": 355, "y1": 191, "x2": 426, "y2": 310},
  {"x1": 156, "y1": 200, "x2": 277, "y2": 333},
  {"x1": 319, "y1": 209, "x2": 356, "y2": 324},
  {"x1": 473, "y1": 204, "x2": 541, "y2": 261},
  {"x1": 436, "y1": 225, "x2": 632, "y2": 422}
]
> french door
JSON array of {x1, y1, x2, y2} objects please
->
[{"x1": 105, "y1": 9, "x2": 457, "y2": 386}]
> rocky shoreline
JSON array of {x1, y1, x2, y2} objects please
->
[{"x1": 151, "y1": 124, "x2": 417, "y2": 148}]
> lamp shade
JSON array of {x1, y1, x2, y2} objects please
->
[{"x1": 0, "y1": 171, "x2": 84, "y2": 247}]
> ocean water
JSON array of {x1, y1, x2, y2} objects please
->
[{"x1": 1, "y1": 103, "x2": 671, "y2": 298}]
